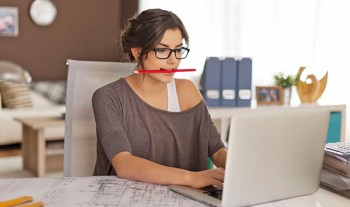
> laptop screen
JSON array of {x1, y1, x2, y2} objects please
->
[{"x1": 222, "y1": 109, "x2": 329, "y2": 206}]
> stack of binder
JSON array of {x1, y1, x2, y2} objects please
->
[
  {"x1": 320, "y1": 150, "x2": 350, "y2": 198},
  {"x1": 200, "y1": 57, "x2": 221, "y2": 106},
  {"x1": 200, "y1": 57, "x2": 252, "y2": 107}
]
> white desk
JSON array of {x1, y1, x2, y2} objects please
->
[
  {"x1": 0, "y1": 176, "x2": 349, "y2": 207},
  {"x1": 208, "y1": 104, "x2": 347, "y2": 142}
]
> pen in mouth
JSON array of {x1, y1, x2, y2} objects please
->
[
  {"x1": 160, "y1": 68, "x2": 173, "y2": 71},
  {"x1": 134, "y1": 68, "x2": 196, "y2": 74}
]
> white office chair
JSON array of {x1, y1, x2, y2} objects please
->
[{"x1": 64, "y1": 59, "x2": 136, "y2": 176}]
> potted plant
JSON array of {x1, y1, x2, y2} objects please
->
[
  {"x1": 273, "y1": 72, "x2": 297, "y2": 88},
  {"x1": 273, "y1": 72, "x2": 298, "y2": 105}
]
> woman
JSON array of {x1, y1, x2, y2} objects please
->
[{"x1": 92, "y1": 8, "x2": 227, "y2": 188}]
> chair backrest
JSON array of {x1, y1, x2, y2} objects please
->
[{"x1": 64, "y1": 59, "x2": 135, "y2": 176}]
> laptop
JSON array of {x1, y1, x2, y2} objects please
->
[{"x1": 169, "y1": 109, "x2": 330, "y2": 207}]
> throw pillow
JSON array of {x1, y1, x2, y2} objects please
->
[
  {"x1": 30, "y1": 81, "x2": 66, "y2": 104},
  {"x1": 0, "y1": 81, "x2": 33, "y2": 109}
]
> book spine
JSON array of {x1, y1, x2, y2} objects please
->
[{"x1": 323, "y1": 154, "x2": 350, "y2": 177}]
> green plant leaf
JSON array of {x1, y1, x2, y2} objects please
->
[{"x1": 273, "y1": 72, "x2": 297, "y2": 88}]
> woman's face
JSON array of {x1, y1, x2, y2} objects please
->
[{"x1": 142, "y1": 28, "x2": 184, "y2": 83}]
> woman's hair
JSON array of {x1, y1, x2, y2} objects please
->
[{"x1": 119, "y1": 8, "x2": 189, "y2": 69}]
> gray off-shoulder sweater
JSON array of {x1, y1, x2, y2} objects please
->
[{"x1": 92, "y1": 78, "x2": 225, "y2": 176}]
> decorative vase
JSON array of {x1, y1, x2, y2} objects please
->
[{"x1": 283, "y1": 87, "x2": 292, "y2": 106}]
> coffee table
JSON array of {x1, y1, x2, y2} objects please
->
[{"x1": 14, "y1": 116, "x2": 65, "y2": 177}]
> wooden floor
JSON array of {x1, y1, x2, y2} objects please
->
[
  {"x1": 0, "y1": 140, "x2": 64, "y2": 158},
  {"x1": 0, "y1": 144, "x2": 22, "y2": 157},
  {"x1": 0, "y1": 141, "x2": 64, "y2": 178}
]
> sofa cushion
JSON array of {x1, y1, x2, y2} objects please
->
[
  {"x1": 0, "y1": 81, "x2": 33, "y2": 109},
  {"x1": 30, "y1": 90, "x2": 56, "y2": 107},
  {"x1": 30, "y1": 81, "x2": 67, "y2": 105},
  {"x1": 0, "y1": 105, "x2": 66, "y2": 145}
]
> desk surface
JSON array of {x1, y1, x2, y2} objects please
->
[{"x1": 0, "y1": 176, "x2": 349, "y2": 207}]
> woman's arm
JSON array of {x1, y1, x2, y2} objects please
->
[
  {"x1": 113, "y1": 151, "x2": 225, "y2": 188},
  {"x1": 211, "y1": 148, "x2": 227, "y2": 169}
]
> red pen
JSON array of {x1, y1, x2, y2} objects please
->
[{"x1": 134, "y1": 68, "x2": 196, "y2": 74}]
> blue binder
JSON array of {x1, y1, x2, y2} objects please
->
[
  {"x1": 221, "y1": 57, "x2": 237, "y2": 106},
  {"x1": 200, "y1": 57, "x2": 221, "y2": 106},
  {"x1": 236, "y1": 58, "x2": 252, "y2": 107}
]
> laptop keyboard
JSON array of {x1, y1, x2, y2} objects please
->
[{"x1": 203, "y1": 189, "x2": 223, "y2": 200}]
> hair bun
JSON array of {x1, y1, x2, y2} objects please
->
[{"x1": 129, "y1": 18, "x2": 136, "y2": 24}]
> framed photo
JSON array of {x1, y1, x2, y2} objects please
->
[
  {"x1": 0, "y1": 6, "x2": 19, "y2": 37},
  {"x1": 256, "y1": 86, "x2": 284, "y2": 105}
]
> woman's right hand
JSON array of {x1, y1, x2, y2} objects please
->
[{"x1": 185, "y1": 167, "x2": 225, "y2": 189}]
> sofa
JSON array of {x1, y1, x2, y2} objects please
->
[{"x1": 0, "y1": 81, "x2": 66, "y2": 145}]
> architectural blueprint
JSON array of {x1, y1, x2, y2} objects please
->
[
  {"x1": 0, "y1": 176, "x2": 340, "y2": 207},
  {"x1": 0, "y1": 176, "x2": 207, "y2": 207}
]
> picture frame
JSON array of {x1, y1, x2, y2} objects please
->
[
  {"x1": 0, "y1": 6, "x2": 19, "y2": 37},
  {"x1": 256, "y1": 86, "x2": 284, "y2": 105}
]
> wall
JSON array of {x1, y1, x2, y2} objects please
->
[{"x1": 0, "y1": 0, "x2": 138, "y2": 81}]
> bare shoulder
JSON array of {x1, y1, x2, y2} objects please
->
[{"x1": 175, "y1": 78, "x2": 203, "y2": 111}]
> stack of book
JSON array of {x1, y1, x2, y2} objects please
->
[{"x1": 320, "y1": 143, "x2": 350, "y2": 198}]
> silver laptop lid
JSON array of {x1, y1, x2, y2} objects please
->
[{"x1": 222, "y1": 109, "x2": 330, "y2": 207}]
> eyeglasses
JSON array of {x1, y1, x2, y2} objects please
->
[{"x1": 152, "y1": 47, "x2": 190, "y2": 59}]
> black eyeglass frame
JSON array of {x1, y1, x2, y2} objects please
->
[{"x1": 152, "y1": 47, "x2": 190, "y2": 59}]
